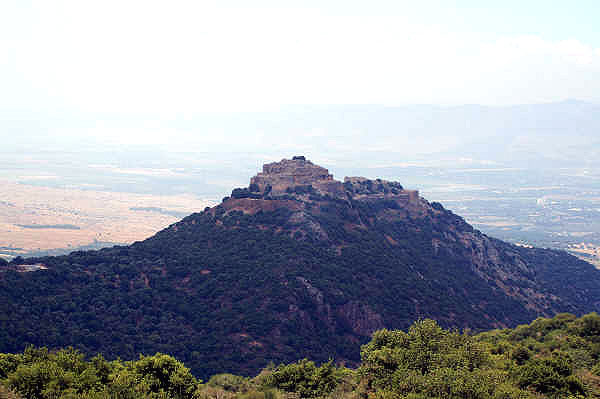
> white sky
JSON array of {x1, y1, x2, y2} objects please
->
[
  {"x1": 2, "y1": 1, "x2": 599, "y2": 113},
  {"x1": 0, "y1": 1, "x2": 599, "y2": 147}
]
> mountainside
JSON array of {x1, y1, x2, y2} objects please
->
[{"x1": 2, "y1": 157, "x2": 600, "y2": 379}]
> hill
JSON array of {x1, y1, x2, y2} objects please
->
[{"x1": 2, "y1": 157, "x2": 600, "y2": 378}]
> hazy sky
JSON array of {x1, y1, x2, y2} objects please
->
[
  {"x1": 1, "y1": 1, "x2": 599, "y2": 113},
  {"x1": 1, "y1": 1, "x2": 599, "y2": 148}
]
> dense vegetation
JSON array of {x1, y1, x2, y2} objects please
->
[
  {"x1": 4, "y1": 313, "x2": 600, "y2": 398},
  {"x1": 2, "y1": 186, "x2": 600, "y2": 379}
]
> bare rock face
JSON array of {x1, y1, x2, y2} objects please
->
[{"x1": 338, "y1": 301, "x2": 385, "y2": 336}]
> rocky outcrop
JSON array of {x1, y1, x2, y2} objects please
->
[{"x1": 338, "y1": 301, "x2": 385, "y2": 336}]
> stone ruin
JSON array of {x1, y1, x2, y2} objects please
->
[
  {"x1": 239, "y1": 156, "x2": 419, "y2": 204},
  {"x1": 250, "y1": 157, "x2": 345, "y2": 198}
]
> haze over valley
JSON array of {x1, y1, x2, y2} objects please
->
[{"x1": 3, "y1": 101, "x2": 600, "y2": 262}]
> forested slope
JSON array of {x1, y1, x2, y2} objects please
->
[{"x1": 2, "y1": 158, "x2": 600, "y2": 379}]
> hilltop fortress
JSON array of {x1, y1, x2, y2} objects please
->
[{"x1": 237, "y1": 156, "x2": 419, "y2": 205}]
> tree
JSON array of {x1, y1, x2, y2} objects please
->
[
  {"x1": 262, "y1": 359, "x2": 339, "y2": 399},
  {"x1": 133, "y1": 353, "x2": 200, "y2": 399}
]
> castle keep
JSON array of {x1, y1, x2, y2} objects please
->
[{"x1": 245, "y1": 156, "x2": 418, "y2": 205}]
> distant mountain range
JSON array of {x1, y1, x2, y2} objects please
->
[
  {"x1": 2, "y1": 157, "x2": 600, "y2": 379},
  {"x1": 265, "y1": 101, "x2": 600, "y2": 167},
  {"x1": 4, "y1": 100, "x2": 600, "y2": 166}
]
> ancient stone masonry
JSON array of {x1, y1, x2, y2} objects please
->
[
  {"x1": 343, "y1": 176, "x2": 404, "y2": 193},
  {"x1": 238, "y1": 156, "x2": 419, "y2": 205},
  {"x1": 250, "y1": 157, "x2": 345, "y2": 198},
  {"x1": 343, "y1": 176, "x2": 419, "y2": 205}
]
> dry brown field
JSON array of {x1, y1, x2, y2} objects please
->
[
  {"x1": 0, "y1": 180, "x2": 215, "y2": 256},
  {"x1": 568, "y1": 242, "x2": 600, "y2": 268}
]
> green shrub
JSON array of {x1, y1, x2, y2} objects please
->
[
  {"x1": 516, "y1": 352, "x2": 582, "y2": 396},
  {"x1": 263, "y1": 359, "x2": 338, "y2": 398},
  {"x1": 207, "y1": 373, "x2": 249, "y2": 392}
]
